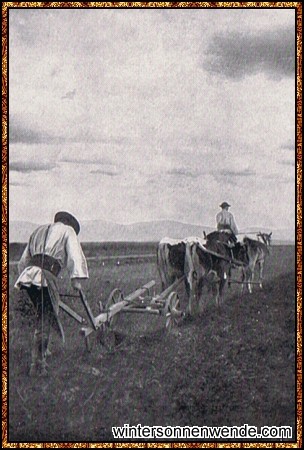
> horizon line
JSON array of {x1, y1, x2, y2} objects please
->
[{"x1": 8, "y1": 218, "x2": 294, "y2": 231}]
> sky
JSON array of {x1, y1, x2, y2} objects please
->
[{"x1": 9, "y1": 7, "x2": 296, "y2": 232}]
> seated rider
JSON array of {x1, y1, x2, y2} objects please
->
[{"x1": 216, "y1": 202, "x2": 238, "y2": 244}]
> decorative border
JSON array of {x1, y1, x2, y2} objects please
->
[{"x1": 2, "y1": 2, "x2": 302, "y2": 448}]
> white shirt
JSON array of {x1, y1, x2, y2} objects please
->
[
  {"x1": 15, "y1": 222, "x2": 89, "y2": 289},
  {"x1": 216, "y1": 210, "x2": 238, "y2": 235}
]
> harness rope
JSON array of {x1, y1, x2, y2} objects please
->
[{"x1": 40, "y1": 225, "x2": 51, "y2": 370}]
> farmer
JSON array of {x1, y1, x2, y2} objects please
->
[
  {"x1": 15, "y1": 211, "x2": 89, "y2": 376},
  {"x1": 216, "y1": 202, "x2": 238, "y2": 243}
]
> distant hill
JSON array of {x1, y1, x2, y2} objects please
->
[
  {"x1": 9, "y1": 219, "x2": 295, "y2": 244},
  {"x1": 9, "y1": 221, "x2": 40, "y2": 243},
  {"x1": 9, "y1": 219, "x2": 212, "y2": 243}
]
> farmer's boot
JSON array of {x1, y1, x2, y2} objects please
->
[
  {"x1": 29, "y1": 329, "x2": 40, "y2": 376},
  {"x1": 30, "y1": 328, "x2": 50, "y2": 376},
  {"x1": 39, "y1": 331, "x2": 51, "y2": 376},
  {"x1": 37, "y1": 358, "x2": 49, "y2": 377},
  {"x1": 44, "y1": 332, "x2": 52, "y2": 358}
]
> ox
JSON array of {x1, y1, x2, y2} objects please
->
[
  {"x1": 157, "y1": 237, "x2": 188, "y2": 292},
  {"x1": 157, "y1": 235, "x2": 249, "y2": 315},
  {"x1": 157, "y1": 237, "x2": 218, "y2": 315},
  {"x1": 242, "y1": 232, "x2": 272, "y2": 292},
  {"x1": 184, "y1": 239, "x2": 222, "y2": 313},
  {"x1": 204, "y1": 231, "x2": 250, "y2": 295},
  {"x1": 205, "y1": 231, "x2": 247, "y2": 284}
]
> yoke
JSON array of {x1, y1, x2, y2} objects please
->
[{"x1": 201, "y1": 246, "x2": 246, "y2": 267}]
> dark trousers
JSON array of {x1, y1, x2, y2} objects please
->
[
  {"x1": 24, "y1": 285, "x2": 55, "y2": 367},
  {"x1": 217, "y1": 226, "x2": 237, "y2": 244}
]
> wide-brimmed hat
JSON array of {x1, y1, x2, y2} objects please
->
[
  {"x1": 54, "y1": 211, "x2": 80, "y2": 235},
  {"x1": 219, "y1": 202, "x2": 231, "y2": 208}
]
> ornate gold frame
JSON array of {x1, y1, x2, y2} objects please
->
[{"x1": 2, "y1": 2, "x2": 302, "y2": 448}]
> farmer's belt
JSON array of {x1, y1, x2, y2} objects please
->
[{"x1": 29, "y1": 254, "x2": 61, "y2": 277}]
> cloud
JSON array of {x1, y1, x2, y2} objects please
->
[
  {"x1": 265, "y1": 172, "x2": 294, "y2": 184},
  {"x1": 9, "y1": 181, "x2": 29, "y2": 186},
  {"x1": 9, "y1": 122, "x2": 50, "y2": 144},
  {"x1": 60, "y1": 156, "x2": 115, "y2": 165},
  {"x1": 90, "y1": 169, "x2": 119, "y2": 176},
  {"x1": 280, "y1": 142, "x2": 295, "y2": 151},
  {"x1": 204, "y1": 24, "x2": 295, "y2": 80},
  {"x1": 279, "y1": 160, "x2": 295, "y2": 166},
  {"x1": 9, "y1": 119, "x2": 115, "y2": 145},
  {"x1": 213, "y1": 168, "x2": 256, "y2": 186},
  {"x1": 9, "y1": 117, "x2": 73, "y2": 145},
  {"x1": 271, "y1": 177, "x2": 294, "y2": 185},
  {"x1": 219, "y1": 169, "x2": 256, "y2": 177},
  {"x1": 167, "y1": 168, "x2": 199, "y2": 178},
  {"x1": 10, "y1": 160, "x2": 57, "y2": 173}
]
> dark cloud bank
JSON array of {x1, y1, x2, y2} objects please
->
[
  {"x1": 9, "y1": 122, "x2": 49, "y2": 145},
  {"x1": 204, "y1": 24, "x2": 295, "y2": 80},
  {"x1": 10, "y1": 161, "x2": 57, "y2": 173}
]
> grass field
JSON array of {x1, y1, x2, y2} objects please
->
[{"x1": 8, "y1": 243, "x2": 296, "y2": 442}]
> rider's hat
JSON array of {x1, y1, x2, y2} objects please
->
[{"x1": 219, "y1": 202, "x2": 231, "y2": 208}]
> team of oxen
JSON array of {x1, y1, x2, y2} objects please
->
[{"x1": 157, "y1": 231, "x2": 272, "y2": 315}]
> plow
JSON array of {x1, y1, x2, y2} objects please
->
[
  {"x1": 57, "y1": 238, "x2": 268, "y2": 350},
  {"x1": 58, "y1": 276, "x2": 185, "y2": 352}
]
